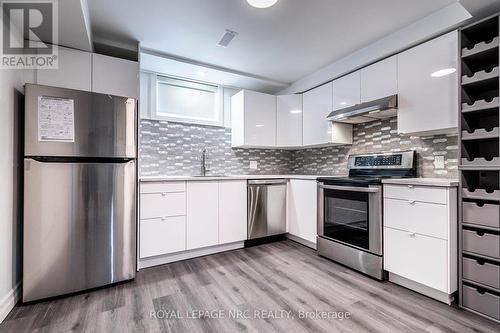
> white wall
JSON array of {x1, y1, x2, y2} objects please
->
[
  {"x1": 0, "y1": 67, "x2": 27, "y2": 322},
  {"x1": 280, "y1": 2, "x2": 472, "y2": 94}
]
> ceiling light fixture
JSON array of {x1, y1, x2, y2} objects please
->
[
  {"x1": 255, "y1": 124, "x2": 265, "y2": 127},
  {"x1": 246, "y1": 0, "x2": 278, "y2": 9},
  {"x1": 431, "y1": 68, "x2": 456, "y2": 77},
  {"x1": 290, "y1": 109, "x2": 302, "y2": 114},
  {"x1": 340, "y1": 101, "x2": 348, "y2": 106}
]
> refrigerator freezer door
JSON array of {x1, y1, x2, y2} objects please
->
[
  {"x1": 24, "y1": 84, "x2": 136, "y2": 158},
  {"x1": 23, "y1": 158, "x2": 137, "y2": 302}
]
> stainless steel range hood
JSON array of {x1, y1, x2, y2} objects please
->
[{"x1": 327, "y1": 95, "x2": 398, "y2": 124}]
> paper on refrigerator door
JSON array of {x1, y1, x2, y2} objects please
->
[{"x1": 38, "y1": 96, "x2": 75, "y2": 142}]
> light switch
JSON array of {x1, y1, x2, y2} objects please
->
[
  {"x1": 434, "y1": 156, "x2": 445, "y2": 169},
  {"x1": 249, "y1": 161, "x2": 258, "y2": 170}
]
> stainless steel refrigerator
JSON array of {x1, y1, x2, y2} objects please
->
[{"x1": 23, "y1": 84, "x2": 137, "y2": 302}]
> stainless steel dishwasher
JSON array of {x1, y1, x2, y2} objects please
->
[{"x1": 247, "y1": 179, "x2": 287, "y2": 240}]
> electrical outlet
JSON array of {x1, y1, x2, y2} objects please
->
[
  {"x1": 434, "y1": 156, "x2": 445, "y2": 169},
  {"x1": 249, "y1": 161, "x2": 258, "y2": 170}
]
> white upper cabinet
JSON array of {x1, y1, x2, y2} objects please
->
[
  {"x1": 303, "y1": 82, "x2": 353, "y2": 146},
  {"x1": 231, "y1": 90, "x2": 276, "y2": 148},
  {"x1": 397, "y1": 31, "x2": 458, "y2": 135},
  {"x1": 332, "y1": 71, "x2": 361, "y2": 110},
  {"x1": 36, "y1": 46, "x2": 92, "y2": 91},
  {"x1": 277, "y1": 94, "x2": 303, "y2": 147},
  {"x1": 361, "y1": 55, "x2": 398, "y2": 102},
  {"x1": 303, "y1": 82, "x2": 331, "y2": 146},
  {"x1": 92, "y1": 53, "x2": 139, "y2": 98}
]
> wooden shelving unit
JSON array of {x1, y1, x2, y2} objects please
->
[{"x1": 459, "y1": 14, "x2": 500, "y2": 323}]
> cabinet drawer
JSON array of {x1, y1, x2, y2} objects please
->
[
  {"x1": 141, "y1": 181, "x2": 185, "y2": 194},
  {"x1": 463, "y1": 258, "x2": 500, "y2": 289},
  {"x1": 463, "y1": 230, "x2": 500, "y2": 259},
  {"x1": 462, "y1": 285, "x2": 500, "y2": 321},
  {"x1": 140, "y1": 192, "x2": 186, "y2": 219},
  {"x1": 384, "y1": 227, "x2": 448, "y2": 292},
  {"x1": 384, "y1": 184, "x2": 447, "y2": 204},
  {"x1": 140, "y1": 216, "x2": 186, "y2": 258},
  {"x1": 384, "y1": 198, "x2": 448, "y2": 239},
  {"x1": 463, "y1": 202, "x2": 500, "y2": 229}
]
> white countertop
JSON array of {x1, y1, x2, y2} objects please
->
[
  {"x1": 140, "y1": 174, "x2": 322, "y2": 182},
  {"x1": 141, "y1": 175, "x2": 460, "y2": 186},
  {"x1": 382, "y1": 178, "x2": 459, "y2": 187}
]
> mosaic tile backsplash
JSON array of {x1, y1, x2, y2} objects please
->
[{"x1": 140, "y1": 118, "x2": 458, "y2": 178}]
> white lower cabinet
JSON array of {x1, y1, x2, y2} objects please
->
[
  {"x1": 187, "y1": 181, "x2": 219, "y2": 250},
  {"x1": 383, "y1": 184, "x2": 457, "y2": 303},
  {"x1": 140, "y1": 216, "x2": 186, "y2": 258},
  {"x1": 219, "y1": 180, "x2": 247, "y2": 243},
  {"x1": 287, "y1": 179, "x2": 317, "y2": 245},
  {"x1": 384, "y1": 227, "x2": 448, "y2": 291},
  {"x1": 140, "y1": 180, "x2": 248, "y2": 265},
  {"x1": 139, "y1": 181, "x2": 187, "y2": 259}
]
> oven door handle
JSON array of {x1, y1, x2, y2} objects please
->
[{"x1": 318, "y1": 184, "x2": 380, "y2": 193}]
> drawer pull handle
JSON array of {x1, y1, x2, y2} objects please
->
[
  {"x1": 408, "y1": 232, "x2": 416, "y2": 237},
  {"x1": 408, "y1": 185, "x2": 414, "y2": 189},
  {"x1": 161, "y1": 192, "x2": 167, "y2": 197},
  {"x1": 408, "y1": 200, "x2": 416, "y2": 205},
  {"x1": 161, "y1": 217, "x2": 166, "y2": 221}
]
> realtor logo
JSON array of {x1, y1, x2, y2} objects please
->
[{"x1": 1, "y1": 0, "x2": 58, "y2": 68}]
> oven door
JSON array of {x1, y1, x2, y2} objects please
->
[{"x1": 318, "y1": 184, "x2": 382, "y2": 255}]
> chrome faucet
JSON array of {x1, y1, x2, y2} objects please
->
[{"x1": 201, "y1": 148, "x2": 210, "y2": 176}]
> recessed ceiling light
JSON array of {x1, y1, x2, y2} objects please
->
[
  {"x1": 340, "y1": 101, "x2": 348, "y2": 106},
  {"x1": 290, "y1": 109, "x2": 302, "y2": 114},
  {"x1": 246, "y1": 0, "x2": 278, "y2": 9},
  {"x1": 255, "y1": 124, "x2": 265, "y2": 127},
  {"x1": 196, "y1": 70, "x2": 206, "y2": 77},
  {"x1": 431, "y1": 68, "x2": 456, "y2": 77}
]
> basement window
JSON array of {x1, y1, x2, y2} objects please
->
[{"x1": 153, "y1": 76, "x2": 222, "y2": 126}]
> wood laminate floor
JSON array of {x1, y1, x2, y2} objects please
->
[{"x1": 1, "y1": 240, "x2": 499, "y2": 332}]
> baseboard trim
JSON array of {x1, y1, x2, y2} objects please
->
[
  {"x1": 286, "y1": 233, "x2": 317, "y2": 250},
  {"x1": 0, "y1": 282, "x2": 21, "y2": 323},
  {"x1": 389, "y1": 273, "x2": 455, "y2": 305},
  {"x1": 138, "y1": 241, "x2": 245, "y2": 269}
]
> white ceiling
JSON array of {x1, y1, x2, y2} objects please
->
[{"x1": 87, "y1": 0, "x2": 462, "y2": 85}]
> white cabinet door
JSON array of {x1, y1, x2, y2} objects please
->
[
  {"x1": 287, "y1": 179, "x2": 317, "y2": 244},
  {"x1": 219, "y1": 180, "x2": 247, "y2": 244},
  {"x1": 277, "y1": 94, "x2": 303, "y2": 147},
  {"x1": 361, "y1": 55, "x2": 397, "y2": 102},
  {"x1": 140, "y1": 216, "x2": 186, "y2": 258},
  {"x1": 36, "y1": 46, "x2": 92, "y2": 91},
  {"x1": 231, "y1": 90, "x2": 276, "y2": 148},
  {"x1": 302, "y1": 82, "x2": 333, "y2": 146},
  {"x1": 397, "y1": 31, "x2": 458, "y2": 135},
  {"x1": 244, "y1": 90, "x2": 276, "y2": 147},
  {"x1": 384, "y1": 227, "x2": 448, "y2": 292},
  {"x1": 92, "y1": 53, "x2": 139, "y2": 98},
  {"x1": 332, "y1": 71, "x2": 360, "y2": 110},
  {"x1": 186, "y1": 181, "x2": 219, "y2": 249}
]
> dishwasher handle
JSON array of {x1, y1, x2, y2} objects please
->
[{"x1": 248, "y1": 179, "x2": 287, "y2": 185}]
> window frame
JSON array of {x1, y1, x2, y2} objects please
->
[{"x1": 151, "y1": 75, "x2": 224, "y2": 127}]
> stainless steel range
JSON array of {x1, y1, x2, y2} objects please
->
[{"x1": 317, "y1": 151, "x2": 416, "y2": 280}]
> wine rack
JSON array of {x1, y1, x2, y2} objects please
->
[{"x1": 459, "y1": 14, "x2": 500, "y2": 323}]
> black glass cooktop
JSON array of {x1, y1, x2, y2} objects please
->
[{"x1": 317, "y1": 176, "x2": 389, "y2": 186}]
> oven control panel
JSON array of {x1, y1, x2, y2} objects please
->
[
  {"x1": 348, "y1": 151, "x2": 415, "y2": 169},
  {"x1": 354, "y1": 154, "x2": 402, "y2": 167}
]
